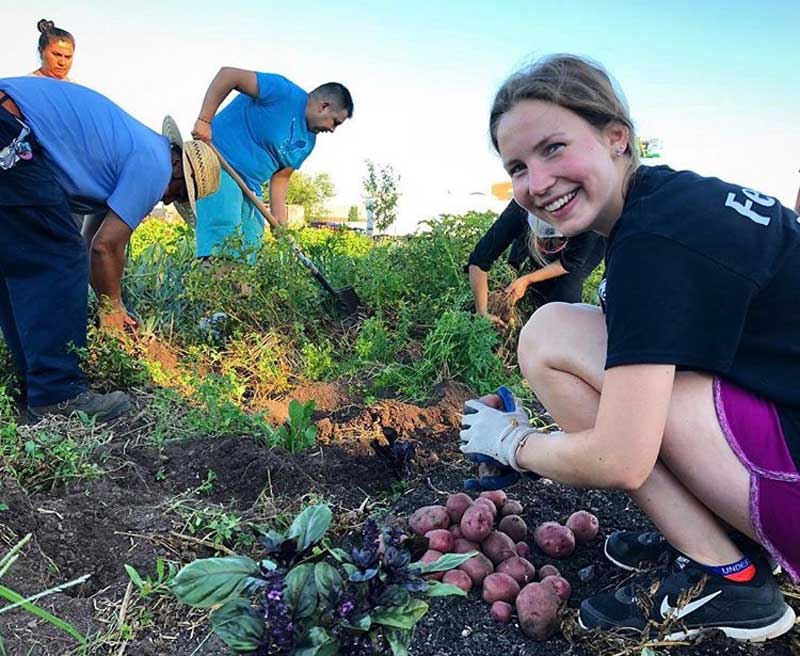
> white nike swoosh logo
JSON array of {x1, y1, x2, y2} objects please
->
[{"x1": 660, "y1": 590, "x2": 722, "y2": 620}]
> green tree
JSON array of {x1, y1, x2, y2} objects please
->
[
  {"x1": 362, "y1": 160, "x2": 401, "y2": 232},
  {"x1": 263, "y1": 172, "x2": 335, "y2": 221},
  {"x1": 347, "y1": 205, "x2": 360, "y2": 222}
]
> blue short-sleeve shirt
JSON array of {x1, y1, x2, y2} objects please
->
[
  {"x1": 211, "y1": 72, "x2": 316, "y2": 192},
  {"x1": 0, "y1": 77, "x2": 171, "y2": 230}
]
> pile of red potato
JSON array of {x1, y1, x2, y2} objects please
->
[{"x1": 408, "y1": 490, "x2": 599, "y2": 640}]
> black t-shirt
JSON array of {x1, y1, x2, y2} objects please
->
[
  {"x1": 605, "y1": 165, "x2": 800, "y2": 468},
  {"x1": 467, "y1": 201, "x2": 605, "y2": 276}
]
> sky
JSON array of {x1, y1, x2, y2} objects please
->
[{"x1": 4, "y1": 0, "x2": 800, "y2": 232}]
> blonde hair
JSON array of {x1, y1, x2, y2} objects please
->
[{"x1": 490, "y1": 54, "x2": 639, "y2": 264}]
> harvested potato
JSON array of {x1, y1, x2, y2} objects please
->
[
  {"x1": 533, "y1": 522, "x2": 575, "y2": 558},
  {"x1": 482, "y1": 572, "x2": 520, "y2": 604},
  {"x1": 497, "y1": 556, "x2": 536, "y2": 586},
  {"x1": 516, "y1": 582, "x2": 561, "y2": 640},
  {"x1": 473, "y1": 497, "x2": 498, "y2": 518},
  {"x1": 453, "y1": 538, "x2": 480, "y2": 554},
  {"x1": 419, "y1": 549, "x2": 444, "y2": 580},
  {"x1": 501, "y1": 499, "x2": 524, "y2": 517},
  {"x1": 442, "y1": 569, "x2": 473, "y2": 592},
  {"x1": 540, "y1": 575, "x2": 571, "y2": 602},
  {"x1": 409, "y1": 505, "x2": 450, "y2": 536},
  {"x1": 449, "y1": 524, "x2": 463, "y2": 538},
  {"x1": 498, "y1": 515, "x2": 528, "y2": 543},
  {"x1": 446, "y1": 493, "x2": 474, "y2": 524},
  {"x1": 491, "y1": 600, "x2": 513, "y2": 623},
  {"x1": 479, "y1": 489, "x2": 507, "y2": 511},
  {"x1": 458, "y1": 552, "x2": 494, "y2": 586},
  {"x1": 565, "y1": 510, "x2": 599, "y2": 544},
  {"x1": 482, "y1": 531, "x2": 517, "y2": 565},
  {"x1": 516, "y1": 541, "x2": 531, "y2": 557},
  {"x1": 425, "y1": 529, "x2": 455, "y2": 553},
  {"x1": 460, "y1": 504, "x2": 494, "y2": 543},
  {"x1": 537, "y1": 564, "x2": 561, "y2": 580}
]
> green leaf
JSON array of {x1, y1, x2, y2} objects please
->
[
  {"x1": 124, "y1": 564, "x2": 145, "y2": 588},
  {"x1": 378, "y1": 585, "x2": 410, "y2": 607},
  {"x1": 328, "y1": 547, "x2": 351, "y2": 563},
  {"x1": 411, "y1": 551, "x2": 476, "y2": 574},
  {"x1": 342, "y1": 563, "x2": 358, "y2": 578},
  {"x1": 285, "y1": 563, "x2": 318, "y2": 619},
  {"x1": 386, "y1": 628, "x2": 411, "y2": 656},
  {"x1": 641, "y1": 649, "x2": 657, "y2": 656},
  {"x1": 314, "y1": 562, "x2": 343, "y2": 608},
  {"x1": 288, "y1": 505, "x2": 332, "y2": 551},
  {"x1": 210, "y1": 598, "x2": 264, "y2": 652},
  {"x1": 373, "y1": 598, "x2": 429, "y2": 629},
  {"x1": 295, "y1": 626, "x2": 339, "y2": 656},
  {"x1": 347, "y1": 614, "x2": 372, "y2": 632},
  {"x1": 170, "y1": 556, "x2": 259, "y2": 608},
  {"x1": 424, "y1": 580, "x2": 467, "y2": 597},
  {"x1": 0, "y1": 582, "x2": 87, "y2": 645}
]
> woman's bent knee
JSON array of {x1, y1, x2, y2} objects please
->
[{"x1": 518, "y1": 303, "x2": 606, "y2": 379}]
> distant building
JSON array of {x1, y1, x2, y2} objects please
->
[
  {"x1": 314, "y1": 202, "x2": 368, "y2": 232},
  {"x1": 491, "y1": 182, "x2": 513, "y2": 202}
]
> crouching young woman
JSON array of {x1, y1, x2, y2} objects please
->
[{"x1": 459, "y1": 54, "x2": 800, "y2": 642}]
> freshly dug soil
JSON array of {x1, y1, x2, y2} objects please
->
[{"x1": 1, "y1": 383, "x2": 797, "y2": 655}]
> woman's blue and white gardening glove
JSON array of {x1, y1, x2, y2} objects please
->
[{"x1": 460, "y1": 386, "x2": 540, "y2": 490}]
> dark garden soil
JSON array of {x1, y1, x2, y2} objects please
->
[{"x1": 1, "y1": 383, "x2": 798, "y2": 656}]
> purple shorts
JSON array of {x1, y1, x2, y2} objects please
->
[{"x1": 714, "y1": 378, "x2": 800, "y2": 582}]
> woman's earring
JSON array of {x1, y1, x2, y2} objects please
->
[{"x1": 613, "y1": 147, "x2": 624, "y2": 158}]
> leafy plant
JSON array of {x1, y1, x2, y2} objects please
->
[
  {"x1": 74, "y1": 326, "x2": 151, "y2": 390},
  {"x1": 124, "y1": 558, "x2": 178, "y2": 599},
  {"x1": 275, "y1": 400, "x2": 318, "y2": 454},
  {"x1": 185, "y1": 373, "x2": 275, "y2": 441},
  {"x1": 376, "y1": 309, "x2": 515, "y2": 402},
  {"x1": 179, "y1": 505, "x2": 252, "y2": 550},
  {"x1": 172, "y1": 505, "x2": 473, "y2": 655},
  {"x1": 0, "y1": 419, "x2": 107, "y2": 493}
]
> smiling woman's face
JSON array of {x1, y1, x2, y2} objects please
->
[
  {"x1": 40, "y1": 39, "x2": 74, "y2": 79},
  {"x1": 496, "y1": 99, "x2": 628, "y2": 237}
]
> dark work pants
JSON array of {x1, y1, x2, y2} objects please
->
[{"x1": 0, "y1": 107, "x2": 88, "y2": 406}]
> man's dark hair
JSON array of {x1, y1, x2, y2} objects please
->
[{"x1": 310, "y1": 82, "x2": 354, "y2": 118}]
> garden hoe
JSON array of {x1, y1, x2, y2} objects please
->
[{"x1": 208, "y1": 144, "x2": 362, "y2": 318}]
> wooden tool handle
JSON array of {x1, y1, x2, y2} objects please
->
[{"x1": 207, "y1": 143, "x2": 281, "y2": 231}]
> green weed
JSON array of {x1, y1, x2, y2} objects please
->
[
  {"x1": 124, "y1": 558, "x2": 178, "y2": 599},
  {"x1": 75, "y1": 327, "x2": 150, "y2": 391},
  {"x1": 179, "y1": 504, "x2": 253, "y2": 550},
  {"x1": 275, "y1": 399, "x2": 318, "y2": 453},
  {"x1": 0, "y1": 417, "x2": 107, "y2": 493},
  {"x1": 185, "y1": 373, "x2": 275, "y2": 441}
]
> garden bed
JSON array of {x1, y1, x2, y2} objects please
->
[{"x1": 1, "y1": 383, "x2": 798, "y2": 656}]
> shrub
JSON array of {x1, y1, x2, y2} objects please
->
[{"x1": 129, "y1": 217, "x2": 191, "y2": 259}]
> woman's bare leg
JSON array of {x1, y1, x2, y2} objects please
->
[{"x1": 518, "y1": 302, "x2": 751, "y2": 566}]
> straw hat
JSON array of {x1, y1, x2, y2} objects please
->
[{"x1": 162, "y1": 115, "x2": 220, "y2": 225}]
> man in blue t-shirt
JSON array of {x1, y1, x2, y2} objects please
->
[
  {"x1": 0, "y1": 77, "x2": 220, "y2": 420},
  {"x1": 190, "y1": 67, "x2": 353, "y2": 258}
]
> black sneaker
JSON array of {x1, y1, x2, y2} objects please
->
[
  {"x1": 605, "y1": 530, "x2": 781, "y2": 575},
  {"x1": 28, "y1": 390, "x2": 131, "y2": 422},
  {"x1": 579, "y1": 555, "x2": 796, "y2": 642},
  {"x1": 604, "y1": 531, "x2": 675, "y2": 572}
]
